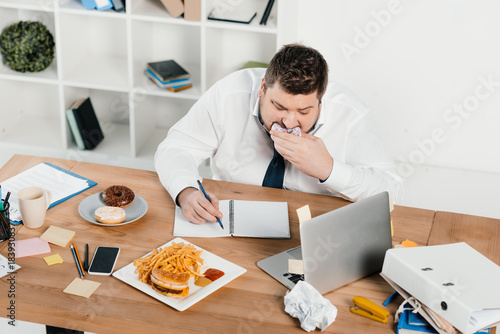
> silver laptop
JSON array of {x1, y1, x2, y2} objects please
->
[{"x1": 257, "y1": 191, "x2": 392, "y2": 294}]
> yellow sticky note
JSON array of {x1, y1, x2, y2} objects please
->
[
  {"x1": 43, "y1": 254, "x2": 63, "y2": 266},
  {"x1": 63, "y1": 278, "x2": 101, "y2": 298},
  {"x1": 288, "y1": 259, "x2": 304, "y2": 275},
  {"x1": 40, "y1": 225, "x2": 76, "y2": 247},
  {"x1": 296, "y1": 205, "x2": 312, "y2": 224}
]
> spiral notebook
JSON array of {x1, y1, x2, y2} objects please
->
[{"x1": 173, "y1": 200, "x2": 290, "y2": 238}]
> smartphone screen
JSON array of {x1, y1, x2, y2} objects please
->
[{"x1": 88, "y1": 246, "x2": 120, "y2": 275}]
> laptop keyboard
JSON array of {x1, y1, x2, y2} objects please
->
[{"x1": 284, "y1": 272, "x2": 304, "y2": 284}]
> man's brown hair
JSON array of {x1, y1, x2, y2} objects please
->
[{"x1": 264, "y1": 44, "x2": 328, "y2": 100}]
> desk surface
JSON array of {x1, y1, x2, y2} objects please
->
[{"x1": 0, "y1": 155, "x2": 497, "y2": 334}]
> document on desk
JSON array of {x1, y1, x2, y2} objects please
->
[
  {"x1": 174, "y1": 200, "x2": 290, "y2": 238},
  {"x1": 0, "y1": 254, "x2": 20, "y2": 278},
  {"x1": 381, "y1": 242, "x2": 500, "y2": 334},
  {"x1": 1, "y1": 163, "x2": 97, "y2": 222}
]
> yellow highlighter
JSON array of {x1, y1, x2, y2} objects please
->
[{"x1": 349, "y1": 296, "x2": 390, "y2": 323}]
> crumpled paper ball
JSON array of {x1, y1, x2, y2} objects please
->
[{"x1": 284, "y1": 281, "x2": 338, "y2": 332}]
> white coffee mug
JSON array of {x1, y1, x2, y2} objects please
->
[{"x1": 18, "y1": 187, "x2": 52, "y2": 229}]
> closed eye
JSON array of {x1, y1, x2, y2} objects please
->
[{"x1": 272, "y1": 101, "x2": 287, "y2": 111}]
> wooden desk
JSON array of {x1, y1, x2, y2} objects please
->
[
  {"x1": 429, "y1": 211, "x2": 500, "y2": 265},
  {"x1": 0, "y1": 155, "x2": 489, "y2": 333}
]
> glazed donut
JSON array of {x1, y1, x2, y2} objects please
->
[
  {"x1": 102, "y1": 185, "x2": 135, "y2": 207},
  {"x1": 95, "y1": 206, "x2": 126, "y2": 224}
]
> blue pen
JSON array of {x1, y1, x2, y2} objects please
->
[{"x1": 197, "y1": 180, "x2": 224, "y2": 229}]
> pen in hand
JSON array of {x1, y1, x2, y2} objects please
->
[{"x1": 197, "y1": 180, "x2": 224, "y2": 230}]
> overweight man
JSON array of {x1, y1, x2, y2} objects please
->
[{"x1": 155, "y1": 44, "x2": 403, "y2": 224}]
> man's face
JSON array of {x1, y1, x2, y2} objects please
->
[{"x1": 258, "y1": 79, "x2": 321, "y2": 133}]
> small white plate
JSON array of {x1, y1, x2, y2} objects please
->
[
  {"x1": 112, "y1": 237, "x2": 247, "y2": 311},
  {"x1": 78, "y1": 193, "x2": 148, "y2": 226}
]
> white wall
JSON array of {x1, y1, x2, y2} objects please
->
[{"x1": 286, "y1": 0, "x2": 500, "y2": 217}]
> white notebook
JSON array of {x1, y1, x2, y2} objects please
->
[{"x1": 173, "y1": 200, "x2": 290, "y2": 238}]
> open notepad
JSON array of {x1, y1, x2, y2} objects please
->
[
  {"x1": 1, "y1": 163, "x2": 96, "y2": 222},
  {"x1": 174, "y1": 200, "x2": 290, "y2": 238}
]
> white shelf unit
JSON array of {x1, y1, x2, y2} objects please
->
[{"x1": 0, "y1": 0, "x2": 286, "y2": 170}]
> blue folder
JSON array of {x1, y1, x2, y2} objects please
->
[
  {"x1": 44, "y1": 162, "x2": 97, "y2": 209},
  {"x1": 10, "y1": 163, "x2": 97, "y2": 225}
]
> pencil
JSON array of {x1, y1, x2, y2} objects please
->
[
  {"x1": 71, "y1": 243, "x2": 85, "y2": 278},
  {"x1": 197, "y1": 180, "x2": 224, "y2": 230}
]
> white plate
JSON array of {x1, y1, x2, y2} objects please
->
[
  {"x1": 112, "y1": 237, "x2": 247, "y2": 311},
  {"x1": 78, "y1": 193, "x2": 148, "y2": 226}
]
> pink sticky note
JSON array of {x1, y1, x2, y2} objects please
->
[{"x1": 14, "y1": 238, "x2": 51, "y2": 258}]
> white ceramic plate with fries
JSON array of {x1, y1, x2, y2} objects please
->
[{"x1": 112, "y1": 237, "x2": 246, "y2": 311}]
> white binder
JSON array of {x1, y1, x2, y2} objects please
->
[{"x1": 381, "y1": 242, "x2": 500, "y2": 334}]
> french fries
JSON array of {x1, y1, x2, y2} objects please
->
[{"x1": 133, "y1": 242, "x2": 204, "y2": 283}]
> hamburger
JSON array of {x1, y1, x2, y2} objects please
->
[{"x1": 150, "y1": 267, "x2": 190, "y2": 298}]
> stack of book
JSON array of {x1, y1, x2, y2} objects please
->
[{"x1": 145, "y1": 60, "x2": 192, "y2": 93}]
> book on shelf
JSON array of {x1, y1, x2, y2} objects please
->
[
  {"x1": 144, "y1": 69, "x2": 191, "y2": 88},
  {"x1": 81, "y1": 0, "x2": 96, "y2": 10},
  {"x1": 111, "y1": 0, "x2": 125, "y2": 12},
  {"x1": 81, "y1": 0, "x2": 123, "y2": 11},
  {"x1": 147, "y1": 59, "x2": 190, "y2": 82},
  {"x1": 66, "y1": 109, "x2": 85, "y2": 150},
  {"x1": 166, "y1": 83, "x2": 193, "y2": 93},
  {"x1": 95, "y1": 0, "x2": 113, "y2": 11},
  {"x1": 184, "y1": 0, "x2": 201, "y2": 21},
  {"x1": 174, "y1": 200, "x2": 290, "y2": 238},
  {"x1": 207, "y1": 4, "x2": 257, "y2": 24},
  {"x1": 160, "y1": 0, "x2": 184, "y2": 18},
  {"x1": 260, "y1": 0, "x2": 275, "y2": 25},
  {"x1": 66, "y1": 97, "x2": 104, "y2": 150}
]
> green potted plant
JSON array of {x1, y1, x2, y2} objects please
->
[{"x1": 0, "y1": 21, "x2": 55, "y2": 73}]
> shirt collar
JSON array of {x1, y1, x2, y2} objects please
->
[{"x1": 310, "y1": 100, "x2": 326, "y2": 134}]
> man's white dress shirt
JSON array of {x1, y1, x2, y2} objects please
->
[{"x1": 155, "y1": 68, "x2": 403, "y2": 204}]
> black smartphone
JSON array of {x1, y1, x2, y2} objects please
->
[{"x1": 88, "y1": 246, "x2": 120, "y2": 275}]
